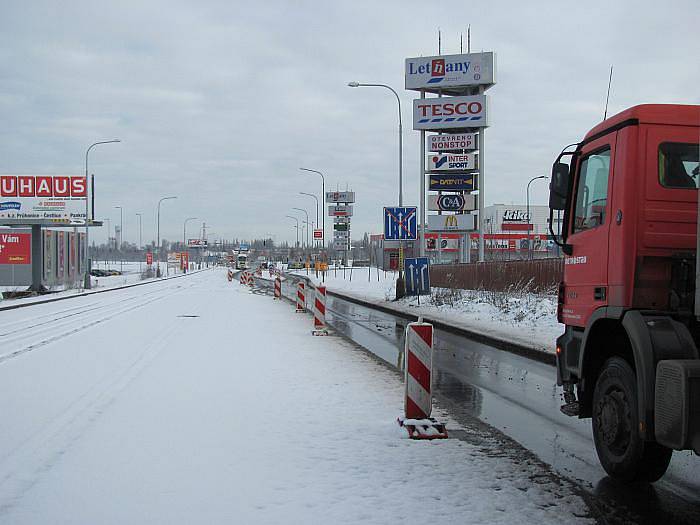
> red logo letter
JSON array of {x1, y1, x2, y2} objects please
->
[
  {"x1": 0, "y1": 176, "x2": 17, "y2": 197},
  {"x1": 70, "y1": 177, "x2": 87, "y2": 197},
  {"x1": 53, "y1": 176, "x2": 70, "y2": 197},
  {"x1": 36, "y1": 176, "x2": 53, "y2": 197},
  {"x1": 18, "y1": 176, "x2": 35, "y2": 197}
]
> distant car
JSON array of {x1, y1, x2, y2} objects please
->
[
  {"x1": 288, "y1": 262, "x2": 304, "y2": 270},
  {"x1": 260, "y1": 261, "x2": 268, "y2": 269},
  {"x1": 90, "y1": 269, "x2": 107, "y2": 277}
]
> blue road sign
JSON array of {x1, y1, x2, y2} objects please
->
[
  {"x1": 404, "y1": 257, "x2": 430, "y2": 296},
  {"x1": 384, "y1": 207, "x2": 417, "y2": 240},
  {"x1": 428, "y1": 174, "x2": 478, "y2": 191}
]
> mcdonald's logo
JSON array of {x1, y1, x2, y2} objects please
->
[{"x1": 444, "y1": 215, "x2": 458, "y2": 228}]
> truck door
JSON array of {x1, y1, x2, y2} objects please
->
[{"x1": 563, "y1": 136, "x2": 616, "y2": 327}]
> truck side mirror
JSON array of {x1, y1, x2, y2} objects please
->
[{"x1": 549, "y1": 162, "x2": 570, "y2": 211}]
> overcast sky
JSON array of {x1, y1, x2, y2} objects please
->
[{"x1": 1, "y1": 0, "x2": 698, "y2": 245}]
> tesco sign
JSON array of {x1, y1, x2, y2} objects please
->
[{"x1": 413, "y1": 95, "x2": 489, "y2": 130}]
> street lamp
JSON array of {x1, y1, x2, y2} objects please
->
[
  {"x1": 299, "y1": 192, "x2": 319, "y2": 247},
  {"x1": 183, "y1": 217, "x2": 198, "y2": 247},
  {"x1": 292, "y1": 207, "x2": 309, "y2": 251},
  {"x1": 347, "y1": 82, "x2": 402, "y2": 206},
  {"x1": 348, "y1": 81, "x2": 405, "y2": 295},
  {"x1": 285, "y1": 215, "x2": 299, "y2": 248},
  {"x1": 83, "y1": 139, "x2": 120, "y2": 288},
  {"x1": 114, "y1": 205, "x2": 123, "y2": 273},
  {"x1": 299, "y1": 168, "x2": 325, "y2": 250},
  {"x1": 156, "y1": 196, "x2": 177, "y2": 276},
  {"x1": 526, "y1": 175, "x2": 547, "y2": 260},
  {"x1": 136, "y1": 213, "x2": 143, "y2": 272}
]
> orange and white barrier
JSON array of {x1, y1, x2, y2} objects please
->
[
  {"x1": 296, "y1": 281, "x2": 306, "y2": 312},
  {"x1": 274, "y1": 276, "x2": 281, "y2": 299},
  {"x1": 398, "y1": 320, "x2": 447, "y2": 439},
  {"x1": 312, "y1": 285, "x2": 328, "y2": 335},
  {"x1": 239, "y1": 271, "x2": 255, "y2": 287}
]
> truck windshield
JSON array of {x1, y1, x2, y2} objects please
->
[{"x1": 659, "y1": 142, "x2": 700, "y2": 189}]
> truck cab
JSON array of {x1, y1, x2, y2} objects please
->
[{"x1": 550, "y1": 104, "x2": 700, "y2": 482}]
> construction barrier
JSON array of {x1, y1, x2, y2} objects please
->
[
  {"x1": 239, "y1": 271, "x2": 255, "y2": 287},
  {"x1": 398, "y1": 320, "x2": 447, "y2": 439},
  {"x1": 296, "y1": 281, "x2": 306, "y2": 313},
  {"x1": 312, "y1": 285, "x2": 328, "y2": 335},
  {"x1": 274, "y1": 277, "x2": 281, "y2": 300},
  {"x1": 227, "y1": 269, "x2": 233, "y2": 282}
]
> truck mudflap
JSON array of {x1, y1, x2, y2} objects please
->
[
  {"x1": 622, "y1": 311, "x2": 699, "y2": 439},
  {"x1": 655, "y1": 359, "x2": 700, "y2": 453}
]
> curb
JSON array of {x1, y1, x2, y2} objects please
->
[{"x1": 0, "y1": 268, "x2": 211, "y2": 312}]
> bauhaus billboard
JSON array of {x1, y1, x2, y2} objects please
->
[{"x1": 0, "y1": 175, "x2": 87, "y2": 225}]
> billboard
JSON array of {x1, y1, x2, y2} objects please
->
[
  {"x1": 328, "y1": 205, "x2": 353, "y2": 217},
  {"x1": 428, "y1": 194, "x2": 477, "y2": 212},
  {"x1": 428, "y1": 174, "x2": 478, "y2": 192},
  {"x1": 428, "y1": 153, "x2": 478, "y2": 171},
  {"x1": 427, "y1": 214, "x2": 476, "y2": 232},
  {"x1": 425, "y1": 233, "x2": 460, "y2": 252},
  {"x1": 405, "y1": 52, "x2": 496, "y2": 92},
  {"x1": 428, "y1": 133, "x2": 477, "y2": 152},
  {"x1": 187, "y1": 238, "x2": 208, "y2": 248},
  {"x1": 325, "y1": 191, "x2": 355, "y2": 203},
  {"x1": 313, "y1": 229, "x2": 323, "y2": 239},
  {"x1": 0, "y1": 175, "x2": 87, "y2": 225},
  {"x1": 413, "y1": 95, "x2": 489, "y2": 130},
  {"x1": 0, "y1": 231, "x2": 31, "y2": 264}
]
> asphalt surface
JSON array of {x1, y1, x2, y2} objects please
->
[{"x1": 270, "y1": 272, "x2": 700, "y2": 525}]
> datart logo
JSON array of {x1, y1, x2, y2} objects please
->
[
  {"x1": 432, "y1": 155, "x2": 448, "y2": 168},
  {"x1": 0, "y1": 201, "x2": 21, "y2": 211}
]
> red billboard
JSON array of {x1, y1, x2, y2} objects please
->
[
  {"x1": 0, "y1": 232, "x2": 31, "y2": 264},
  {"x1": 146, "y1": 252, "x2": 153, "y2": 265}
]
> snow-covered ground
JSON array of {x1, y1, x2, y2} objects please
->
[
  {"x1": 294, "y1": 267, "x2": 561, "y2": 354},
  {"x1": 0, "y1": 268, "x2": 592, "y2": 523},
  {"x1": 0, "y1": 261, "x2": 201, "y2": 309}
]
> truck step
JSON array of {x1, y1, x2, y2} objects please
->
[{"x1": 560, "y1": 402, "x2": 580, "y2": 417}]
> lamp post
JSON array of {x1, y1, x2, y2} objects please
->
[
  {"x1": 136, "y1": 213, "x2": 143, "y2": 272},
  {"x1": 114, "y1": 205, "x2": 123, "y2": 273},
  {"x1": 347, "y1": 81, "x2": 405, "y2": 296},
  {"x1": 83, "y1": 139, "x2": 120, "y2": 288},
  {"x1": 183, "y1": 217, "x2": 198, "y2": 248},
  {"x1": 102, "y1": 217, "x2": 111, "y2": 267},
  {"x1": 285, "y1": 215, "x2": 299, "y2": 248},
  {"x1": 347, "y1": 82, "x2": 402, "y2": 206},
  {"x1": 526, "y1": 175, "x2": 547, "y2": 260},
  {"x1": 299, "y1": 192, "x2": 319, "y2": 248},
  {"x1": 156, "y1": 196, "x2": 177, "y2": 276},
  {"x1": 299, "y1": 168, "x2": 325, "y2": 250},
  {"x1": 292, "y1": 207, "x2": 309, "y2": 252}
]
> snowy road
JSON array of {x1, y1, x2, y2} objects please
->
[{"x1": 1, "y1": 269, "x2": 594, "y2": 524}]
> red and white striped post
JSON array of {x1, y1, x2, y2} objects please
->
[
  {"x1": 248, "y1": 271, "x2": 255, "y2": 288},
  {"x1": 312, "y1": 285, "x2": 328, "y2": 335},
  {"x1": 399, "y1": 319, "x2": 447, "y2": 439},
  {"x1": 239, "y1": 271, "x2": 246, "y2": 285},
  {"x1": 273, "y1": 276, "x2": 281, "y2": 299},
  {"x1": 227, "y1": 269, "x2": 233, "y2": 282},
  {"x1": 296, "y1": 281, "x2": 306, "y2": 313}
]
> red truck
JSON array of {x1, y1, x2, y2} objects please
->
[{"x1": 549, "y1": 104, "x2": 700, "y2": 482}]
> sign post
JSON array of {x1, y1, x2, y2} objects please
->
[{"x1": 406, "y1": 51, "x2": 496, "y2": 263}]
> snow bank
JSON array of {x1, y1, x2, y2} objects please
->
[{"x1": 294, "y1": 267, "x2": 561, "y2": 354}]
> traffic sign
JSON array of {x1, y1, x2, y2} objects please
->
[
  {"x1": 404, "y1": 257, "x2": 430, "y2": 296},
  {"x1": 313, "y1": 229, "x2": 323, "y2": 240},
  {"x1": 384, "y1": 207, "x2": 417, "y2": 240},
  {"x1": 334, "y1": 223, "x2": 348, "y2": 231},
  {"x1": 428, "y1": 174, "x2": 477, "y2": 192}
]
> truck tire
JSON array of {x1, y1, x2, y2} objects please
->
[{"x1": 592, "y1": 357, "x2": 672, "y2": 482}]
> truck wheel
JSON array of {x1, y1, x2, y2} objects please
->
[{"x1": 592, "y1": 357, "x2": 672, "y2": 482}]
